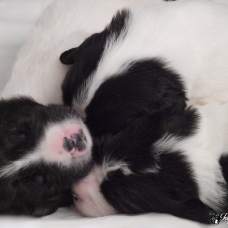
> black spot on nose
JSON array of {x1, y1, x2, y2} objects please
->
[
  {"x1": 63, "y1": 130, "x2": 86, "y2": 152},
  {"x1": 63, "y1": 137, "x2": 76, "y2": 152},
  {"x1": 74, "y1": 133, "x2": 82, "y2": 142},
  {"x1": 74, "y1": 133, "x2": 86, "y2": 151}
]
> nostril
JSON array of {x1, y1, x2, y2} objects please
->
[
  {"x1": 73, "y1": 131, "x2": 86, "y2": 149},
  {"x1": 79, "y1": 130, "x2": 87, "y2": 142},
  {"x1": 73, "y1": 130, "x2": 83, "y2": 142},
  {"x1": 63, "y1": 130, "x2": 87, "y2": 153},
  {"x1": 76, "y1": 141, "x2": 85, "y2": 151},
  {"x1": 63, "y1": 137, "x2": 76, "y2": 152},
  {"x1": 74, "y1": 133, "x2": 81, "y2": 142}
]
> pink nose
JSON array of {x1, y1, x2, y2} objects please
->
[
  {"x1": 63, "y1": 129, "x2": 86, "y2": 152},
  {"x1": 43, "y1": 123, "x2": 90, "y2": 161}
]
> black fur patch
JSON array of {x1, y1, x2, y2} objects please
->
[
  {"x1": 93, "y1": 113, "x2": 210, "y2": 224},
  {"x1": 86, "y1": 59, "x2": 187, "y2": 137},
  {"x1": 219, "y1": 155, "x2": 228, "y2": 212},
  {"x1": 220, "y1": 155, "x2": 228, "y2": 184}
]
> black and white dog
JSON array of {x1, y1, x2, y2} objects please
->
[{"x1": 59, "y1": 1, "x2": 228, "y2": 224}]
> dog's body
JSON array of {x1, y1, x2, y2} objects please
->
[{"x1": 58, "y1": 1, "x2": 228, "y2": 223}]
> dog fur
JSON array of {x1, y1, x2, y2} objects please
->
[
  {"x1": 1, "y1": 0, "x2": 147, "y2": 216},
  {"x1": 59, "y1": 1, "x2": 228, "y2": 223}
]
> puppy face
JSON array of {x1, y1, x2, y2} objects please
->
[{"x1": 0, "y1": 97, "x2": 93, "y2": 216}]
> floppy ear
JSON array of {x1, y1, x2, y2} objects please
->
[{"x1": 60, "y1": 48, "x2": 78, "y2": 65}]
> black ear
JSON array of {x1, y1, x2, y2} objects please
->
[
  {"x1": 60, "y1": 48, "x2": 78, "y2": 65},
  {"x1": 160, "y1": 180, "x2": 211, "y2": 223}
]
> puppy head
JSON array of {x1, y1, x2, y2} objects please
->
[
  {"x1": 0, "y1": 97, "x2": 93, "y2": 216},
  {"x1": 72, "y1": 110, "x2": 212, "y2": 224}
]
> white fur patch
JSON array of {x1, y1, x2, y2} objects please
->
[
  {"x1": 102, "y1": 158, "x2": 133, "y2": 177},
  {"x1": 141, "y1": 164, "x2": 160, "y2": 174},
  {"x1": 73, "y1": 165, "x2": 117, "y2": 217},
  {"x1": 0, "y1": 118, "x2": 93, "y2": 178},
  {"x1": 153, "y1": 134, "x2": 179, "y2": 154}
]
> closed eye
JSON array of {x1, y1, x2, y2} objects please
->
[
  {"x1": 10, "y1": 123, "x2": 32, "y2": 138},
  {"x1": 33, "y1": 175, "x2": 44, "y2": 185},
  {"x1": 10, "y1": 128, "x2": 27, "y2": 141}
]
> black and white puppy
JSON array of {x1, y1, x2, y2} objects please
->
[
  {"x1": 0, "y1": 97, "x2": 92, "y2": 216},
  {"x1": 60, "y1": 1, "x2": 228, "y2": 224}
]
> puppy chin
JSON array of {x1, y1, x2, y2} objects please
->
[
  {"x1": 74, "y1": 198, "x2": 116, "y2": 217},
  {"x1": 72, "y1": 167, "x2": 116, "y2": 217}
]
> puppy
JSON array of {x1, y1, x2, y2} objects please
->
[
  {"x1": 59, "y1": 0, "x2": 228, "y2": 223},
  {"x1": 0, "y1": 97, "x2": 93, "y2": 216}
]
